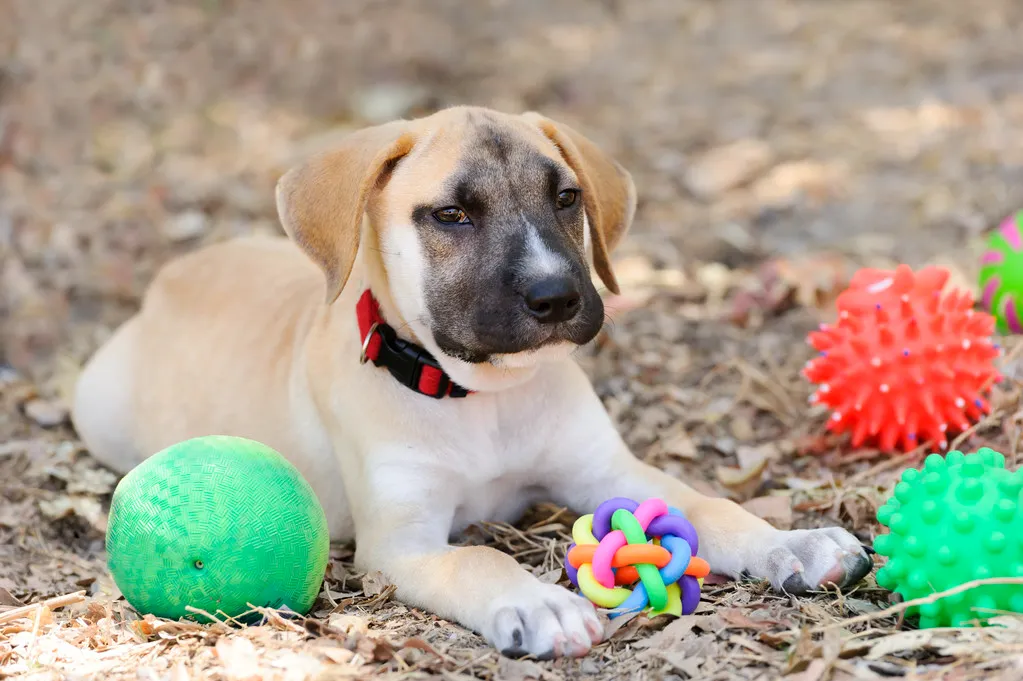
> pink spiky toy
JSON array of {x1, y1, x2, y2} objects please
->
[{"x1": 802, "y1": 265, "x2": 1002, "y2": 452}]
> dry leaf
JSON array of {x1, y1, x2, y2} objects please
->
[
  {"x1": 730, "y1": 416, "x2": 756, "y2": 442},
  {"x1": 865, "y1": 630, "x2": 937, "y2": 660},
  {"x1": 326, "y1": 613, "x2": 369, "y2": 637},
  {"x1": 659, "y1": 427, "x2": 698, "y2": 460},
  {"x1": 841, "y1": 598, "x2": 883, "y2": 616},
  {"x1": 736, "y1": 443, "x2": 778, "y2": 470},
  {"x1": 716, "y1": 454, "x2": 768, "y2": 487},
  {"x1": 497, "y1": 656, "x2": 546, "y2": 681},
  {"x1": 788, "y1": 658, "x2": 829, "y2": 681},
  {"x1": 986, "y1": 616, "x2": 1023, "y2": 630},
  {"x1": 23, "y1": 398, "x2": 68, "y2": 427},
  {"x1": 370, "y1": 638, "x2": 396, "y2": 662},
  {"x1": 604, "y1": 609, "x2": 639, "y2": 639},
  {"x1": 320, "y1": 646, "x2": 356, "y2": 664},
  {"x1": 784, "y1": 477, "x2": 829, "y2": 491},
  {"x1": 741, "y1": 495, "x2": 793, "y2": 530},
  {"x1": 634, "y1": 614, "x2": 707, "y2": 651},
  {"x1": 0, "y1": 587, "x2": 24, "y2": 608},
  {"x1": 772, "y1": 253, "x2": 851, "y2": 310},
  {"x1": 684, "y1": 139, "x2": 774, "y2": 199},
  {"x1": 361, "y1": 571, "x2": 392, "y2": 598},
  {"x1": 266, "y1": 651, "x2": 326, "y2": 678},
  {"x1": 609, "y1": 254, "x2": 657, "y2": 289},
  {"x1": 133, "y1": 617, "x2": 156, "y2": 638},
  {"x1": 402, "y1": 637, "x2": 445, "y2": 660},
  {"x1": 750, "y1": 160, "x2": 849, "y2": 209},
  {"x1": 652, "y1": 650, "x2": 705, "y2": 677},
  {"x1": 734, "y1": 253, "x2": 851, "y2": 326},
  {"x1": 171, "y1": 661, "x2": 190, "y2": 681},
  {"x1": 66, "y1": 464, "x2": 118, "y2": 495},
  {"x1": 37, "y1": 495, "x2": 107, "y2": 532},
  {"x1": 327, "y1": 560, "x2": 349, "y2": 582},
  {"x1": 536, "y1": 568, "x2": 562, "y2": 585},
  {"x1": 697, "y1": 262, "x2": 736, "y2": 304},
  {"x1": 718, "y1": 608, "x2": 778, "y2": 631},
  {"x1": 786, "y1": 628, "x2": 821, "y2": 674},
  {"x1": 215, "y1": 637, "x2": 262, "y2": 681},
  {"x1": 602, "y1": 289, "x2": 655, "y2": 315}
]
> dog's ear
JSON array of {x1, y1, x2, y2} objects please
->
[
  {"x1": 275, "y1": 121, "x2": 416, "y2": 303},
  {"x1": 520, "y1": 112, "x2": 636, "y2": 294}
]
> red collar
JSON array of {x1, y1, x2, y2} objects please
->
[{"x1": 356, "y1": 290, "x2": 471, "y2": 399}]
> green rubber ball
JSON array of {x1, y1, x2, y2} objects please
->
[
  {"x1": 105, "y1": 435, "x2": 330, "y2": 621},
  {"x1": 873, "y1": 448, "x2": 1023, "y2": 628}
]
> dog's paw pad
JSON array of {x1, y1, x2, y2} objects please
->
[{"x1": 486, "y1": 583, "x2": 602, "y2": 659}]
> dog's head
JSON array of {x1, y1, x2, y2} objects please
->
[{"x1": 275, "y1": 107, "x2": 636, "y2": 387}]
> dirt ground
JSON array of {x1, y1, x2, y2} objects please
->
[{"x1": 3, "y1": 0, "x2": 1023, "y2": 679}]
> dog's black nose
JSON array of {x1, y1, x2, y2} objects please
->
[{"x1": 524, "y1": 276, "x2": 581, "y2": 323}]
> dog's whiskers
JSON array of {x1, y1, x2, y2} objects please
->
[
  {"x1": 365, "y1": 224, "x2": 398, "y2": 257},
  {"x1": 392, "y1": 316, "x2": 427, "y2": 336}
]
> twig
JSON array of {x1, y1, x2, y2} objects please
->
[
  {"x1": 526, "y1": 506, "x2": 569, "y2": 531},
  {"x1": 451, "y1": 650, "x2": 497, "y2": 675},
  {"x1": 846, "y1": 448, "x2": 924, "y2": 486},
  {"x1": 184, "y1": 605, "x2": 228, "y2": 625},
  {"x1": 0, "y1": 590, "x2": 86, "y2": 624},
  {"x1": 26, "y1": 601, "x2": 45, "y2": 662},
  {"x1": 811, "y1": 577, "x2": 1023, "y2": 633},
  {"x1": 950, "y1": 410, "x2": 1002, "y2": 450},
  {"x1": 245, "y1": 603, "x2": 308, "y2": 634}
]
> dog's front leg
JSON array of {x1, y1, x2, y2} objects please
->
[
  {"x1": 546, "y1": 383, "x2": 873, "y2": 594},
  {"x1": 350, "y1": 460, "x2": 603, "y2": 659}
]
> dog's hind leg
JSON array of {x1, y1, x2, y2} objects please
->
[{"x1": 71, "y1": 316, "x2": 146, "y2": 474}]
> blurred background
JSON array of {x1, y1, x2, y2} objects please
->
[{"x1": 4, "y1": 0, "x2": 1023, "y2": 391}]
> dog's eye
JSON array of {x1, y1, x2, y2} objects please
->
[
  {"x1": 556, "y1": 189, "x2": 579, "y2": 209},
  {"x1": 433, "y1": 207, "x2": 471, "y2": 225}
]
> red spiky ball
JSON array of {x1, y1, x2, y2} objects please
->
[{"x1": 802, "y1": 264, "x2": 1002, "y2": 453}]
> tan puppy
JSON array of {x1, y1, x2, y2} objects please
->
[{"x1": 72, "y1": 106, "x2": 871, "y2": 659}]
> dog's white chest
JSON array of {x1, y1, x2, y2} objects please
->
[
  {"x1": 426, "y1": 395, "x2": 557, "y2": 533},
  {"x1": 450, "y1": 477, "x2": 546, "y2": 534},
  {"x1": 340, "y1": 359, "x2": 588, "y2": 539}
]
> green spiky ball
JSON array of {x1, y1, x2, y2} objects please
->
[
  {"x1": 873, "y1": 448, "x2": 1023, "y2": 628},
  {"x1": 106, "y1": 436, "x2": 330, "y2": 621}
]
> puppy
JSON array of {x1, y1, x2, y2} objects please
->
[{"x1": 72, "y1": 106, "x2": 872, "y2": 659}]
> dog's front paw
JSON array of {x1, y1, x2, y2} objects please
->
[
  {"x1": 484, "y1": 582, "x2": 603, "y2": 660},
  {"x1": 742, "y1": 527, "x2": 873, "y2": 595}
]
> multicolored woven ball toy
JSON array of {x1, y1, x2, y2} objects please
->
[
  {"x1": 979, "y1": 211, "x2": 1023, "y2": 334},
  {"x1": 564, "y1": 497, "x2": 709, "y2": 619}
]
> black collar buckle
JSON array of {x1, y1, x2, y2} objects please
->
[{"x1": 369, "y1": 323, "x2": 469, "y2": 399}]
